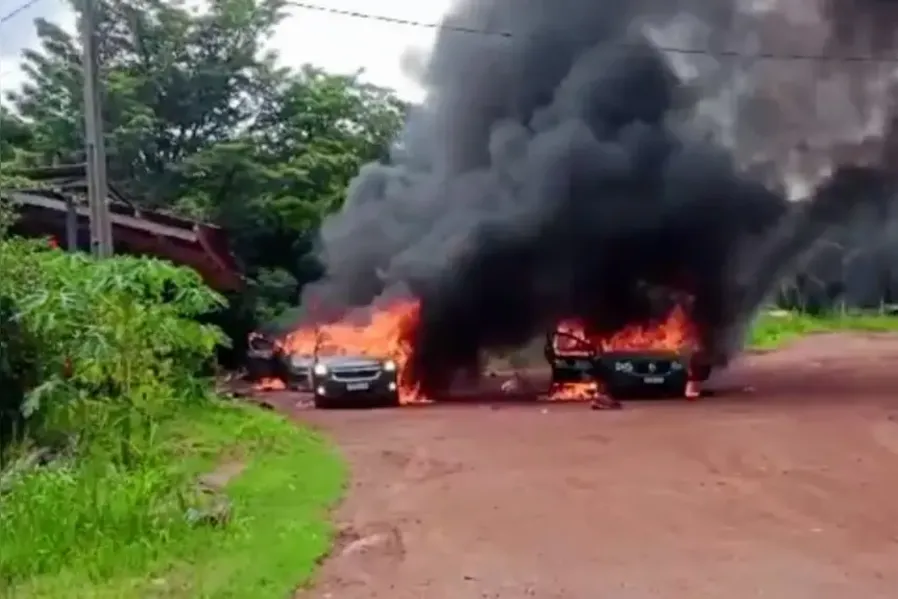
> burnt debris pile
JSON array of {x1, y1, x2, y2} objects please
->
[{"x1": 303, "y1": 0, "x2": 898, "y2": 395}]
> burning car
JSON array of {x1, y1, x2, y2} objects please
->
[
  {"x1": 291, "y1": 353, "x2": 400, "y2": 409},
  {"x1": 546, "y1": 306, "x2": 709, "y2": 401},
  {"x1": 246, "y1": 332, "x2": 286, "y2": 383},
  {"x1": 246, "y1": 329, "x2": 404, "y2": 409}
]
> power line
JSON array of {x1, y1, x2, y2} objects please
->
[
  {"x1": 3, "y1": 0, "x2": 898, "y2": 65},
  {"x1": 5, "y1": 0, "x2": 898, "y2": 84},
  {"x1": 284, "y1": 1, "x2": 898, "y2": 64},
  {"x1": 0, "y1": 0, "x2": 45, "y2": 25}
]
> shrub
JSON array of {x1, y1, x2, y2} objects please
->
[
  {"x1": 0, "y1": 238, "x2": 233, "y2": 585},
  {"x1": 0, "y1": 238, "x2": 228, "y2": 464},
  {"x1": 0, "y1": 292, "x2": 41, "y2": 458}
]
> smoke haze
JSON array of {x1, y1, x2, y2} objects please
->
[{"x1": 305, "y1": 0, "x2": 898, "y2": 394}]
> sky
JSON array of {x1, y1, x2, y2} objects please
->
[{"x1": 0, "y1": 0, "x2": 455, "y2": 103}]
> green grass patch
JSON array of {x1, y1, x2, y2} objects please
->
[
  {"x1": 749, "y1": 310, "x2": 898, "y2": 350},
  {"x1": 1, "y1": 400, "x2": 345, "y2": 598}
]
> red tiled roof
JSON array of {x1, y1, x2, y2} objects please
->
[{"x1": 7, "y1": 189, "x2": 244, "y2": 291}]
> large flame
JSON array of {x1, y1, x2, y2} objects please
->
[
  {"x1": 271, "y1": 299, "x2": 424, "y2": 403},
  {"x1": 554, "y1": 304, "x2": 698, "y2": 353},
  {"x1": 255, "y1": 377, "x2": 286, "y2": 391},
  {"x1": 253, "y1": 300, "x2": 701, "y2": 404},
  {"x1": 549, "y1": 305, "x2": 700, "y2": 401}
]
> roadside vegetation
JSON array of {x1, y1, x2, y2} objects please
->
[
  {"x1": 749, "y1": 309, "x2": 898, "y2": 349},
  {"x1": 0, "y1": 237, "x2": 344, "y2": 598},
  {"x1": 2, "y1": 3, "x2": 393, "y2": 593}
]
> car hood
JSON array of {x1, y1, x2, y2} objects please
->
[
  {"x1": 288, "y1": 354, "x2": 387, "y2": 369},
  {"x1": 286, "y1": 354, "x2": 314, "y2": 368},
  {"x1": 318, "y1": 355, "x2": 386, "y2": 369}
]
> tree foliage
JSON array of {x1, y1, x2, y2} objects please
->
[
  {"x1": 2, "y1": 0, "x2": 406, "y2": 324},
  {"x1": 0, "y1": 238, "x2": 226, "y2": 465},
  {"x1": 0, "y1": 240, "x2": 276, "y2": 588}
]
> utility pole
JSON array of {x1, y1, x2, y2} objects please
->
[{"x1": 80, "y1": 0, "x2": 113, "y2": 256}]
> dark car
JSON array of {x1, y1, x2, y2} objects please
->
[
  {"x1": 246, "y1": 332, "x2": 287, "y2": 381},
  {"x1": 594, "y1": 350, "x2": 690, "y2": 398},
  {"x1": 299, "y1": 354, "x2": 400, "y2": 409},
  {"x1": 245, "y1": 333, "x2": 401, "y2": 408},
  {"x1": 546, "y1": 330, "x2": 709, "y2": 399}
]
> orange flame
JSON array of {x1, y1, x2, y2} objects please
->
[
  {"x1": 253, "y1": 299, "x2": 701, "y2": 404},
  {"x1": 271, "y1": 299, "x2": 424, "y2": 403},
  {"x1": 549, "y1": 381, "x2": 603, "y2": 400},
  {"x1": 256, "y1": 377, "x2": 286, "y2": 391},
  {"x1": 555, "y1": 304, "x2": 698, "y2": 354},
  {"x1": 549, "y1": 305, "x2": 700, "y2": 401}
]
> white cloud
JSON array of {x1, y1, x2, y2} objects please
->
[{"x1": 0, "y1": 0, "x2": 453, "y2": 103}]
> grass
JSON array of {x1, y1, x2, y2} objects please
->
[
  {"x1": 4, "y1": 309, "x2": 898, "y2": 599},
  {"x1": 748, "y1": 309, "x2": 898, "y2": 349},
  {"x1": 0, "y1": 399, "x2": 345, "y2": 598}
]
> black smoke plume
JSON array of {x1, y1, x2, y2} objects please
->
[{"x1": 305, "y1": 0, "x2": 898, "y2": 395}]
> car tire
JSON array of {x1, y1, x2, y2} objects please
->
[
  {"x1": 604, "y1": 384, "x2": 627, "y2": 400},
  {"x1": 691, "y1": 363, "x2": 712, "y2": 382},
  {"x1": 382, "y1": 392, "x2": 401, "y2": 408},
  {"x1": 313, "y1": 395, "x2": 333, "y2": 409},
  {"x1": 605, "y1": 379, "x2": 687, "y2": 400}
]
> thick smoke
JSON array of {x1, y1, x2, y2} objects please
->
[
  {"x1": 682, "y1": 0, "x2": 898, "y2": 196},
  {"x1": 305, "y1": 0, "x2": 898, "y2": 394}
]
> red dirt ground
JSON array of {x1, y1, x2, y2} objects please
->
[{"x1": 270, "y1": 333, "x2": 898, "y2": 598}]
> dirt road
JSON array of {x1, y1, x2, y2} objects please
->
[{"x1": 284, "y1": 333, "x2": 898, "y2": 598}]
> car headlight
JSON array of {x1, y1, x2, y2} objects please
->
[
  {"x1": 614, "y1": 361, "x2": 633, "y2": 373},
  {"x1": 313, "y1": 363, "x2": 328, "y2": 376},
  {"x1": 382, "y1": 359, "x2": 397, "y2": 372}
]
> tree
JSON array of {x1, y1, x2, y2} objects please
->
[
  {"x1": 1, "y1": 0, "x2": 406, "y2": 327},
  {"x1": 167, "y1": 66, "x2": 404, "y2": 323},
  {"x1": 177, "y1": 66, "x2": 404, "y2": 276},
  {"x1": 5, "y1": 0, "x2": 288, "y2": 205},
  {"x1": 0, "y1": 111, "x2": 36, "y2": 236},
  {"x1": 0, "y1": 108, "x2": 35, "y2": 165}
]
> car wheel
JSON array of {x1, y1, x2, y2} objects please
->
[
  {"x1": 691, "y1": 364, "x2": 712, "y2": 382},
  {"x1": 689, "y1": 355, "x2": 712, "y2": 382},
  {"x1": 313, "y1": 395, "x2": 333, "y2": 409},
  {"x1": 382, "y1": 392, "x2": 401, "y2": 408},
  {"x1": 673, "y1": 379, "x2": 689, "y2": 398},
  {"x1": 604, "y1": 384, "x2": 627, "y2": 400}
]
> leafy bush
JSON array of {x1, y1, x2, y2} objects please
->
[
  {"x1": 0, "y1": 238, "x2": 233, "y2": 586},
  {"x1": 0, "y1": 292, "x2": 41, "y2": 457},
  {"x1": 0, "y1": 196, "x2": 15, "y2": 237},
  {"x1": 0, "y1": 238, "x2": 227, "y2": 462}
]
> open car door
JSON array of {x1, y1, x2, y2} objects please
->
[
  {"x1": 246, "y1": 332, "x2": 282, "y2": 381},
  {"x1": 545, "y1": 329, "x2": 600, "y2": 384}
]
